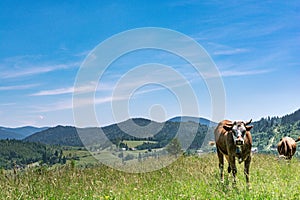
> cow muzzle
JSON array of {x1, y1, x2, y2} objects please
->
[
  {"x1": 235, "y1": 136, "x2": 244, "y2": 154},
  {"x1": 235, "y1": 136, "x2": 244, "y2": 146}
]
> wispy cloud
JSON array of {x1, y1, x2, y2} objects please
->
[
  {"x1": 31, "y1": 82, "x2": 112, "y2": 96},
  {"x1": 220, "y1": 69, "x2": 272, "y2": 77},
  {"x1": 31, "y1": 87, "x2": 75, "y2": 96},
  {"x1": 0, "y1": 54, "x2": 81, "y2": 79},
  {"x1": 202, "y1": 42, "x2": 250, "y2": 56},
  {"x1": 1, "y1": 62, "x2": 79, "y2": 79},
  {"x1": 214, "y1": 48, "x2": 249, "y2": 56},
  {"x1": 0, "y1": 84, "x2": 38, "y2": 91},
  {"x1": 31, "y1": 95, "x2": 127, "y2": 113}
]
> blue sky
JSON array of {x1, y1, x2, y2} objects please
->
[{"x1": 0, "y1": 1, "x2": 299, "y2": 127}]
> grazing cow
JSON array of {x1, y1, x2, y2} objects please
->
[
  {"x1": 214, "y1": 119, "x2": 253, "y2": 185},
  {"x1": 277, "y1": 136, "x2": 300, "y2": 160}
]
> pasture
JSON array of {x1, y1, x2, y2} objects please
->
[
  {"x1": 1, "y1": 153, "x2": 300, "y2": 199},
  {"x1": 122, "y1": 140, "x2": 157, "y2": 148}
]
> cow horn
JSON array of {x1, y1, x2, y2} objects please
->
[
  {"x1": 244, "y1": 119, "x2": 252, "y2": 125},
  {"x1": 226, "y1": 121, "x2": 234, "y2": 126}
]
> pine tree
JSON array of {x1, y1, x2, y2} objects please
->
[{"x1": 166, "y1": 138, "x2": 182, "y2": 157}]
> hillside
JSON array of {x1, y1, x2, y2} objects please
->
[
  {"x1": 0, "y1": 139, "x2": 64, "y2": 169},
  {"x1": 0, "y1": 128, "x2": 23, "y2": 139},
  {"x1": 24, "y1": 126, "x2": 85, "y2": 146},
  {"x1": 251, "y1": 108, "x2": 300, "y2": 153},
  {"x1": 168, "y1": 116, "x2": 217, "y2": 127},
  {"x1": 281, "y1": 108, "x2": 300, "y2": 124},
  {"x1": 1, "y1": 154, "x2": 300, "y2": 199},
  {"x1": 24, "y1": 119, "x2": 209, "y2": 150},
  {"x1": 22, "y1": 108, "x2": 300, "y2": 154},
  {"x1": 0, "y1": 126, "x2": 48, "y2": 139}
]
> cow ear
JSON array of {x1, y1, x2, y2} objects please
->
[
  {"x1": 223, "y1": 125, "x2": 233, "y2": 131},
  {"x1": 246, "y1": 125, "x2": 253, "y2": 131}
]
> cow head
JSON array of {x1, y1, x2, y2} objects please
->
[{"x1": 224, "y1": 119, "x2": 253, "y2": 147}]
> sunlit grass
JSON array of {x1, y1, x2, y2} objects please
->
[
  {"x1": 1, "y1": 154, "x2": 300, "y2": 199},
  {"x1": 122, "y1": 140, "x2": 157, "y2": 148}
]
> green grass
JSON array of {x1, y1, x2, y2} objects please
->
[
  {"x1": 1, "y1": 154, "x2": 300, "y2": 199},
  {"x1": 122, "y1": 140, "x2": 157, "y2": 148}
]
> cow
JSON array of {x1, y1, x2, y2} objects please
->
[
  {"x1": 214, "y1": 119, "x2": 253, "y2": 185},
  {"x1": 277, "y1": 136, "x2": 300, "y2": 160}
]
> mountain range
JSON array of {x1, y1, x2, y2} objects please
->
[
  {"x1": 168, "y1": 116, "x2": 217, "y2": 127},
  {"x1": 2, "y1": 108, "x2": 300, "y2": 152},
  {"x1": 1, "y1": 117, "x2": 215, "y2": 141},
  {"x1": 24, "y1": 118, "x2": 210, "y2": 150},
  {"x1": 0, "y1": 126, "x2": 48, "y2": 140}
]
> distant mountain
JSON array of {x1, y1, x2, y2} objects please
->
[
  {"x1": 24, "y1": 124, "x2": 136, "y2": 147},
  {"x1": 168, "y1": 116, "x2": 217, "y2": 127},
  {"x1": 24, "y1": 118, "x2": 210, "y2": 150},
  {"x1": 0, "y1": 128, "x2": 23, "y2": 139},
  {"x1": 281, "y1": 108, "x2": 300, "y2": 124},
  {"x1": 22, "y1": 108, "x2": 300, "y2": 153},
  {"x1": 251, "y1": 108, "x2": 300, "y2": 153},
  {"x1": 0, "y1": 126, "x2": 48, "y2": 139},
  {"x1": 24, "y1": 126, "x2": 84, "y2": 146}
]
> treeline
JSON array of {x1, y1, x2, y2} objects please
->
[
  {"x1": 251, "y1": 108, "x2": 300, "y2": 151},
  {"x1": 23, "y1": 118, "x2": 212, "y2": 151},
  {"x1": 119, "y1": 121, "x2": 209, "y2": 151},
  {"x1": 281, "y1": 109, "x2": 300, "y2": 124},
  {"x1": 0, "y1": 139, "x2": 65, "y2": 169}
]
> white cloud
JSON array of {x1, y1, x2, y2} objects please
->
[
  {"x1": 0, "y1": 84, "x2": 38, "y2": 91},
  {"x1": 31, "y1": 95, "x2": 127, "y2": 113},
  {"x1": 31, "y1": 87, "x2": 75, "y2": 96},
  {"x1": 220, "y1": 69, "x2": 271, "y2": 77},
  {"x1": 1, "y1": 62, "x2": 79, "y2": 79},
  {"x1": 31, "y1": 82, "x2": 113, "y2": 96},
  {"x1": 202, "y1": 42, "x2": 250, "y2": 56},
  {"x1": 214, "y1": 48, "x2": 249, "y2": 56}
]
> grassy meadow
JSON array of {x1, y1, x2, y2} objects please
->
[{"x1": 1, "y1": 153, "x2": 300, "y2": 199}]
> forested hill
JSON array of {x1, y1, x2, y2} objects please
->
[
  {"x1": 18, "y1": 108, "x2": 300, "y2": 153},
  {"x1": 251, "y1": 108, "x2": 300, "y2": 152},
  {"x1": 281, "y1": 108, "x2": 300, "y2": 124},
  {"x1": 24, "y1": 126, "x2": 84, "y2": 146},
  {"x1": 168, "y1": 116, "x2": 217, "y2": 127},
  {"x1": 0, "y1": 139, "x2": 64, "y2": 169},
  {"x1": 0, "y1": 126, "x2": 48, "y2": 140},
  {"x1": 24, "y1": 119, "x2": 210, "y2": 150}
]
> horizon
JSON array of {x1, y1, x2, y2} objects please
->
[
  {"x1": 1, "y1": 109, "x2": 298, "y2": 129},
  {"x1": 1, "y1": 1, "x2": 300, "y2": 127}
]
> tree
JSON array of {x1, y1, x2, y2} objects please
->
[
  {"x1": 138, "y1": 153, "x2": 142, "y2": 162},
  {"x1": 166, "y1": 138, "x2": 182, "y2": 157}
]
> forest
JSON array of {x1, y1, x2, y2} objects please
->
[{"x1": 0, "y1": 139, "x2": 66, "y2": 169}]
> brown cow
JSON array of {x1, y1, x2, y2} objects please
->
[
  {"x1": 277, "y1": 136, "x2": 300, "y2": 159},
  {"x1": 214, "y1": 119, "x2": 253, "y2": 185}
]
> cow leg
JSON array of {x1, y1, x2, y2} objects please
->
[
  {"x1": 217, "y1": 147, "x2": 224, "y2": 182},
  {"x1": 228, "y1": 165, "x2": 231, "y2": 173},
  {"x1": 244, "y1": 155, "x2": 251, "y2": 187},
  {"x1": 229, "y1": 156, "x2": 237, "y2": 184},
  {"x1": 224, "y1": 155, "x2": 231, "y2": 173}
]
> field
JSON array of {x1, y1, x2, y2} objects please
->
[
  {"x1": 1, "y1": 153, "x2": 300, "y2": 199},
  {"x1": 122, "y1": 140, "x2": 157, "y2": 148}
]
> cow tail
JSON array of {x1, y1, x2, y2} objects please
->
[{"x1": 280, "y1": 141, "x2": 287, "y2": 158}]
